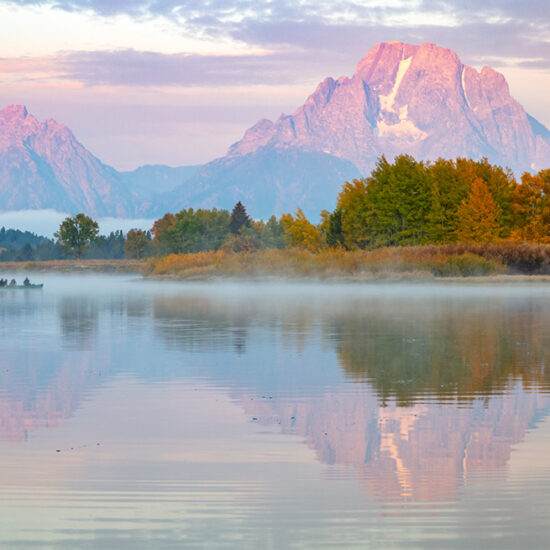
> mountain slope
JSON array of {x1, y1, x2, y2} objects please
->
[
  {"x1": 1, "y1": 42, "x2": 549, "y2": 220},
  {"x1": 120, "y1": 164, "x2": 201, "y2": 199},
  {"x1": 156, "y1": 148, "x2": 360, "y2": 219},
  {"x1": 0, "y1": 105, "x2": 137, "y2": 217},
  {"x1": 228, "y1": 42, "x2": 550, "y2": 175}
]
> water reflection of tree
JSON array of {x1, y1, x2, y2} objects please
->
[
  {"x1": 152, "y1": 295, "x2": 318, "y2": 354},
  {"x1": 58, "y1": 297, "x2": 99, "y2": 345},
  {"x1": 331, "y1": 298, "x2": 550, "y2": 405}
]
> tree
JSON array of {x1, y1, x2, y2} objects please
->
[
  {"x1": 151, "y1": 213, "x2": 177, "y2": 256},
  {"x1": 125, "y1": 229, "x2": 151, "y2": 259},
  {"x1": 281, "y1": 209, "x2": 323, "y2": 251},
  {"x1": 320, "y1": 208, "x2": 345, "y2": 248},
  {"x1": 54, "y1": 213, "x2": 99, "y2": 259},
  {"x1": 510, "y1": 170, "x2": 550, "y2": 243},
  {"x1": 229, "y1": 201, "x2": 251, "y2": 234},
  {"x1": 259, "y1": 216, "x2": 285, "y2": 249},
  {"x1": 455, "y1": 178, "x2": 501, "y2": 243},
  {"x1": 336, "y1": 178, "x2": 370, "y2": 249}
]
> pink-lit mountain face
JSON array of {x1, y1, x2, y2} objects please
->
[
  {"x1": 0, "y1": 105, "x2": 137, "y2": 217},
  {"x1": 228, "y1": 42, "x2": 550, "y2": 175},
  {"x1": 1, "y1": 42, "x2": 550, "y2": 219}
]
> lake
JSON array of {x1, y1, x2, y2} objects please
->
[{"x1": 1, "y1": 275, "x2": 550, "y2": 549}]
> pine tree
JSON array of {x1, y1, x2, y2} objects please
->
[{"x1": 229, "y1": 201, "x2": 251, "y2": 234}]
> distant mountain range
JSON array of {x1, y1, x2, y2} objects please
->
[{"x1": 1, "y1": 41, "x2": 549, "y2": 219}]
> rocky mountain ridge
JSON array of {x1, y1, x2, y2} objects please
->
[
  {"x1": 1, "y1": 41, "x2": 549, "y2": 219},
  {"x1": 228, "y1": 41, "x2": 550, "y2": 175}
]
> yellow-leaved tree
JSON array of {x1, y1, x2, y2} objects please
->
[
  {"x1": 280, "y1": 209, "x2": 323, "y2": 251},
  {"x1": 455, "y1": 177, "x2": 501, "y2": 243}
]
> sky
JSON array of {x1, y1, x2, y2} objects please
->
[{"x1": 0, "y1": 0, "x2": 549, "y2": 170}]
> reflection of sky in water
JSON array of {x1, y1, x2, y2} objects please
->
[{"x1": 1, "y1": 276, "x2": 550, "y2": 548}]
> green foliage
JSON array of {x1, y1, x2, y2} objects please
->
[
  {"x1": 336, "y1": 178, "x2": 370, "y2": 248},
  {"x1": 151, "y1": 208, "x2": 231, "y2": 255},
  {"x1": 329, "y1": 155, "x2": 520, "y2": 250},
  {"x1": 320, "y1": 208, "x2": 345, "y2": 248},
  {"x1": 54, "y1": 213, "x2": 100, "y2": 259},
  {"x1": 258, "y1": 216, "x2": 286, "y2": 249},
  {"x1": 364, "y1": 155, "x2": 432, "y2": 247},
  {"x1": 229, "y1": 201, "x2": 251, "y2": 234},
  {"x1": 124, "y1": 229, "x2": 152, "y2": 259},
  {"x1": 85, "y1": 230, "x2": 125, "y2": 259}
]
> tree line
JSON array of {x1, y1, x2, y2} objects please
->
[
  {"x1": 3, "y1": 154, "x2": 549, "y2": 262},
  {"x1": 152, "y1": 156, "x2": 550, "y2": 255},
  {"x1": 0, "y1": 220, "x2": 152, "y2": 262},
  {"x1": 289, "y1": 155, "x2": 550, "y2": 250}
]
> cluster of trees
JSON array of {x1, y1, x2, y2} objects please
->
[
  {"x1": 151, "y1": 156, "x2": 550, "y2": 256},
  {"x1": 285, "y1": 155, "x2": 550, "y2": 250},
  {"x1": 4, "y1": 155, "x2": 550, "y2": 262},
  {"x1": 151, "y1": 201, "x2": 285, "y2": 255},
  {"x1": 0, "y1": 216, "x2": 152, "y2": 262},
  {"x1": 0, "y1": 227, "x2": 62, "y2": 261}
]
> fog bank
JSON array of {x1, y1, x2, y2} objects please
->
[{"x1": 0, "y1": 210, "x2": 155, "y2": 238}]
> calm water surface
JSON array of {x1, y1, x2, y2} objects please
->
[{"x1": 1, "y1": 275, "x2": 550, "y2": 549}]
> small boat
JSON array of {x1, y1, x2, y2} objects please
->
[{"x1": 0, "y1": 284, "x2": 44, "y2": 290}]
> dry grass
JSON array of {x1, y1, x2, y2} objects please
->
[
  {"x1": 0, "y1": 259, "x2": 145, "y2": 273},
  {"x1": 144, "y1": 246, "x2": 508, "y2": 280}
]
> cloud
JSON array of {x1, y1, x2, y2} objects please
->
[
  {"x1": 6, "y1": 1, "x2": 549, "y2": 74},
  {"x1": 0, "y1": 49, "x2": 331, "y2": 87}
]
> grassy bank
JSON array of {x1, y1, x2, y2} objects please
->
[
  {"x1": 0, "y1": 259, "x2": 145, "y2": 273},
  {"x1": 143, "y1": 243, "x2": 550, "y2": 280},
  {"x1": 142, "y1": 246, "x2": 509, "y2": 280}
]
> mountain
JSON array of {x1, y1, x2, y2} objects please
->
[
  {"x1": 227, "y1": 41, "x2": 550, "y2": 175},
  {"x1": 158, "y1": 42, "x2": 550, "y2": 218},
  {"x1": 158, "y1": 148, "x2": 360, "y2": 219},
  {"x1": 0, "y1": 105, "x2": 139, "y2": 217},
  {"x1": 120, "y1": 164, "x2": 201, "y2": 199},
  {"x1": 1, "y1": 42, "x2": 549, "y2": 219}
]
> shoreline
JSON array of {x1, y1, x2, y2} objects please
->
[
  {"x1": 3, "y1": 259, "x2": 550, "y2": 285},
  {"x1": 0, "y1": 259, "x2": 145, "y2": 273}
]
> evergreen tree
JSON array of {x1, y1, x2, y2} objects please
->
[{"x1": 229, "y1": 202, "x2": 251, "y2": 234}]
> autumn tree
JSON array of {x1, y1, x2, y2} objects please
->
[
  {"x1": 281, "y1": 209, "x2": 323, "y2": 251},
  {"x1": 510, "y1": 170, "x2": 550, "y2": 243},
  {"x1": 54, "y1": 213, "x2": 99, "y2": 259},
  {"x1": 455, "y1": 177, "x2": 501, "y2": 243},
  {"x1": 150, "y1": 213, "x2": 176, "y2": 255}
]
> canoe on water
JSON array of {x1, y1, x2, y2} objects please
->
[{"x1": 0, "y1": 284, "x2": 44, "y2": 290}]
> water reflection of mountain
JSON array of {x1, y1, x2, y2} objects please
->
[
  {"x1": 0, "y1": 353, "x2": 102, "y2": 441},
  {"x1": 2, "y1": 285, "x2": 550, "y2": 505}
]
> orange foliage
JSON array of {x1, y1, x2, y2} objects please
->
[{"x1": 455, "y1": 177, "x2": 501, "y2": 243}]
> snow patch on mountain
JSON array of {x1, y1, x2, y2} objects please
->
[{"x1": 379, "y1": 56, "x2": 412, "y2": 114}]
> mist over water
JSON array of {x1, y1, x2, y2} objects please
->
[
  {"x1": 0, "y1": 210, "x2": 155, "y2": 237},
  {"x1": 1, "y1": 276, "x2": 550, "y2": 548}
]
